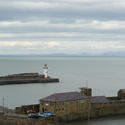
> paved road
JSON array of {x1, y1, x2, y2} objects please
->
[{"x1": 4, "y1": 113, "x2": 28, "y2": 118}]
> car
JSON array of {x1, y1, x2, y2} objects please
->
[
  {"x1": 28, "y1": 113, "x2": 40, "y2": 119},
  {"x1": 44, "y1": 112, "x2": 55, "y2": 116},
  {"x1": 38, "y1": 113, "x2": 48, "y2": 118},
  {"x1": 38, "y1": 112, "x2": 55, "y2": 118}
]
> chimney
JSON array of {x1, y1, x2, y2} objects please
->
[{"x1": 80, "y1": 87, "x2": 92, "y2": 97}]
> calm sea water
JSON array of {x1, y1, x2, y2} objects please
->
[
  {"x1": 0, "y1": 57, "x2": 125, "y2": 108},
  {"x1": 1, "y1": 57, "x2": 125, "y2": 125}
]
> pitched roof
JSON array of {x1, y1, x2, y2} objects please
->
[
  {"x1": 40, "y1": 92, "x2": 88, "y2": 102},
  {"x1": 90, "y1": 96, "x2": 109, "y2": 103}
]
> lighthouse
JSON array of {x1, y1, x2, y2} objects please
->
[{"x1": 43, "y1": 64, "x2": 48, "y2": 78}]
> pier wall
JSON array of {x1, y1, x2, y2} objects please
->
[
  {"x1": 55, "y1": 100, "x2": 125, "y2": 122},
  {"x1": 90, "y1": 101, "x2": 125, "y2": 118}
]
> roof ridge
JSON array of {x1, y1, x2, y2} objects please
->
[
  {"x1": 40, "y1": 91, "x2": 87, "y2": 102},
  {"x1": 54, "y1": 91, "x2": 79, "y2": 94},
  {"x1": 40, "y1": 91, "x2": 80, "y2": 99},
  {"x1": 47, "y1": 91, "x2": 80, "y2": 96},
  {"x1": 91, "y1": 96, "x2": 106, "y2": 97}
]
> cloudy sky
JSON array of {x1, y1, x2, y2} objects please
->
[{"x1": 0, "y1": 0, "x2": 125, "y2": 56}]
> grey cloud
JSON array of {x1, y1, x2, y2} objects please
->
[
  {"x1": 0, "y1": 8, "x2": 124, "y2": 21},
  {"x1": 0, "y1": 0, "x2": 125, "y2": 21},
  {"x1": 0, "y1": 21, "x2": 125, "y2": 35},
  {"x1": 0, "y1": 0, "x2": 125, "y2": 55}
]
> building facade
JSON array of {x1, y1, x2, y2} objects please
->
[
  {"x1": 118, "y1": 89, "x2": 125, "y2": 99},
  {"x1": 39, "y1": 92, "x2": 89, "y2": 115}
]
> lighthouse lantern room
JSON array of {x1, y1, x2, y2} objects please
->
[{"x1": 43, "y1": 64, "x2": 48, "y2": 78}]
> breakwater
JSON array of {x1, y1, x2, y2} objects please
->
[{"x1": 0, "y1": 73, "x2": 59, "y2": 85}]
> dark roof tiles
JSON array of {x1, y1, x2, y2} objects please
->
[
  {"x1": 90, "y1": 96, "x2": 109, "y2": 103},
  {"x1": 40, "y1": 92, "x2": 88, "y2": 102}
]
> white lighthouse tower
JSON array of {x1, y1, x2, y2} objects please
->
[{"x1": 43, "y1": 64, "x2": 48, "y2": 78}]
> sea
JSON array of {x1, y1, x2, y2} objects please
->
[{"x1": 0, "y1": 57, "x2": 125, "y2": 125}]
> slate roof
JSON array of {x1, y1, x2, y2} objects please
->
[
  {"x1": 40, "y1": 92, "x2": 88, "y2": 102},
  {"x1": 90, "y1": 96, "x2": 109, "y2": 103}
]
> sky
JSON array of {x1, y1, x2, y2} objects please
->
[{"x1": 0, "y1": 0, "x2": 125, "y2": 56}]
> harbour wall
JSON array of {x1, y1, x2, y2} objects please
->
[
  {"x1": 15, "y1": 87, "x2": 125, "y2": 122},
  {"x1": 56, "y1": 99, "x2": 125, "y2": 122},
  {"x1": 16, "y1": 98, "x2": 125, "y2": 122},
  {"x1": 0, "y1": 73, "x2": 59, "y2": 85}
]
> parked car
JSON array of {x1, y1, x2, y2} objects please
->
[
  {"x1": 28, "y1": 113, "x2": 40, "y2": 119},
  {"x1": 38, "y1": 113, "x2": 47, "y2": 118},
  {"x1": 38, "y1": 112, "x2": 55, "y2": 118},
  {"x1": 44, "y1": 112, "x2": 55, "y2": 116}
]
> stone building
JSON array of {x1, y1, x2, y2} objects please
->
[
  {"x1": 15, "y1": 87, "x2": 125, "y2": 122},
  {"x1": 89, "y1": 96, "x2": 109, "y2": 118},
  {"x1": 15, "y1": 104, "x2": 39, "y2": 114},
  {"x1": 39, "y1": 90, "x2": 109, "y2": 121},
  {"x1": 90, "y1": 97, "x2": 125, "y2": 118},
  {"x1": 39, "y1": 91, "x2": 89, "y2": 115},
  {"x1": 117, "y1": 89, "x2": 125, "y2": 99}
]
